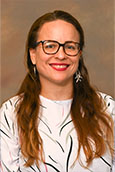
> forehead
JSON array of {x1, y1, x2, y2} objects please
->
[{"x1": 37, "y1": 19, "x2": 80, "y2": 41}]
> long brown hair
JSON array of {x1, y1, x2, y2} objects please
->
[{"x1": 16, "y1": 10, "x2": 114, "y2": 167}]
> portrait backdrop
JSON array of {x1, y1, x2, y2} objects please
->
[{"x1": 1, "y1": 0, "x2": 114, "y2": 104}]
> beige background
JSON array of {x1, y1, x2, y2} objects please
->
[{"x1": 0, "y1": 0, "x2": 115, "y2": 104}]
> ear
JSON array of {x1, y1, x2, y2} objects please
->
[
  {"x1": 79, "y1": 50, "x2": 82, "y2": 56},
  {"x1": 29, "y1": 48, "x2": 36, "y2": 65}
]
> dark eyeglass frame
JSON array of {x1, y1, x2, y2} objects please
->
[{"x1": 34, "y1": 40, "x2": 81, "y2": 56}]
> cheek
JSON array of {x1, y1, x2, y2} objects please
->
[
  {"x1": 71, "y1": 57, "x2": 80, "y2": 72},
  {"x1": 35, "y1": 53, "x2": 50, "y2": 71},
  {"x1": 35, "y1": 52, "x2": 44, "y2": 65},
  {"x1": 72, "y1": 57, "x2": 80, "y2": 66}
]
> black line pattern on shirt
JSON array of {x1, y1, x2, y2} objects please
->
[
  {"x1": 49, "y1": 155, "x2": 58, "y2": 163},
  {"x1": 107, "y1": 102, "x2": 110, "y2": 107},
  {"x1": 56, "y1": 140, "x2": 65, "y2": 152},
  {"x1": 40, "y1": 104, "x2": 47, "y2": 109},
  {"x1": 104, "y1": 94, "x2": 115, "y2": 101},
  {"x1": 9, "y1": 99, "x2": 13, "y2": 106},
  {"x1": 2, "y1": 161, "x2": 12, "y2": 172},
  {"x1": 29, "y1": 165, "x2": 37, "y2": 172},
  {"x1": 17, "y1": 167, "x2": 22, "y2": 172},
  {"x1": 5, "y1": 103, "x2": 8, "y2": 110},
  {"x1": 36, "y1": 164, "x2": 42, "y2": 172},
  {"x1": 38, "y1": 117, "x2": 52, "y2": 134},
  {"x1": 17, "y1": 168, "x2": 22, "y2": 172},
  {"x1": 24, "y1": 159, "x2": 41, "y2": 172},
  {"x1": 0, "y1": 129, "x2": 11, "y2": 139},
  {"x1": 59, "y1": 112, "x2": 70, "y2": 128},
  {"x1": 66, "y1": 135, "x2": 73, "y2": 172},
  {"x1": 14, "y1": 97, "x2": 21, "y2": 108},
  {"x1": 100, "y1": 156, "x2": 112, "y2": 168},
  {"x1": 44, "y1": 162, "x2": 60, "y2": 172},
  {"x1": 4, "y1": 112, "x2": 11, "y2": 130},
  {"x1": 59, "y1": 120, "x2": 72, "y2": 136},
  {"x1": 12, "y1": 122, "x2": 15, "y2": 135},
  {"x1": 110, "y1": 97, "x2": 114, "y2": 101}
]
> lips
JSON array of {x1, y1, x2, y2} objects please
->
[{"x1": 49, "y1": 63, "x2": 69, "y2": 71}]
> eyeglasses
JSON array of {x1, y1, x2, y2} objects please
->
[{"x1": 34, "y1": 40, "x2": 81, "y2": 56}]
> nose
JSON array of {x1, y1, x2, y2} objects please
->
[{"x1": 55, "y1": 46, "x2": 66, "y2": 59}]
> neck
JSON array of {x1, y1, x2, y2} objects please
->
[{"x1": 40, "y1": 80, "x2": 74, "y2": 101}]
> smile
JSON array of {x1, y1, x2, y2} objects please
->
[{"x1": 50, "y1": 63, "x2": 69, "y2": 71}]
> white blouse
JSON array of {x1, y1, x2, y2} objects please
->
[{"x1": 0, "y1": 92, "x2": 115, "y2": 172}]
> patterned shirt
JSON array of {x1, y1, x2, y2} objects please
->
[{"x1": 0, "y1": 92, "x2": 115, "y2": 172}]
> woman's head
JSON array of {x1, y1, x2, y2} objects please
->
[{"x1": 25, "y1": 10, "x2": 85, "y2": 82}]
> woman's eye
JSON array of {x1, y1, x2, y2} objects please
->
[
  {"x1": 45, "y1": 44, "x2": 55, "y2": 49},
  {"x1": 66, "y1": 45, "x2": 75, "y2": 50}
]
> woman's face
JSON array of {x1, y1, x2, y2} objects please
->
[{"x1": 30, "y1": 19, "x2": 81, "y2": 87}]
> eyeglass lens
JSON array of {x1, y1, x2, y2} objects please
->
[{"x1": 42, "y1": 41, "x2": 80, "y2": 56}]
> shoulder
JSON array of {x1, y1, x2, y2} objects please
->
[
  {"x1": 0, "y1": 95, "x2": 21, "y2": 111},
  {"x1": 98, "y1": 92, "x2": 115, "y2": 119},
  {"x1": 0, "y1": 95, "x2": 21, "y2": 122},
  {"x1": 0, "y1": 95, "x2": 22, "y2": 139}
]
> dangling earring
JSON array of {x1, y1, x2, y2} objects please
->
[
  {"x1": 33, "y1": 65, "x2": 37, "y2": 77},
  {"x1": 75, "y1": 70, "x2": 82, "y2": 83}
]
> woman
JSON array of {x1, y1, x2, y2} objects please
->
[{"x1": 0, "y1": 10, "x2": 114, "y2": 172}]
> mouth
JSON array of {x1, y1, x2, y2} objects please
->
[{"x1": 49, "y1": 63, "x2": 70, "y2": 71}]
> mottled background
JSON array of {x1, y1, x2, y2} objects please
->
[{"x1": 0, "y1": 0, "x2": 115, "y2": 104}]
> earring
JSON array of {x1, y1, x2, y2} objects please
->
[
  {"x1": 33, "y1": 65, "x2": 37, "y2": 77},
  {"x1": 75, "y1": 70, "x2": 82, "y2": 83}
]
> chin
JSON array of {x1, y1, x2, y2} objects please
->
[{"x1": 52, "y1": 78, "x2": 72, "y2": 86}]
